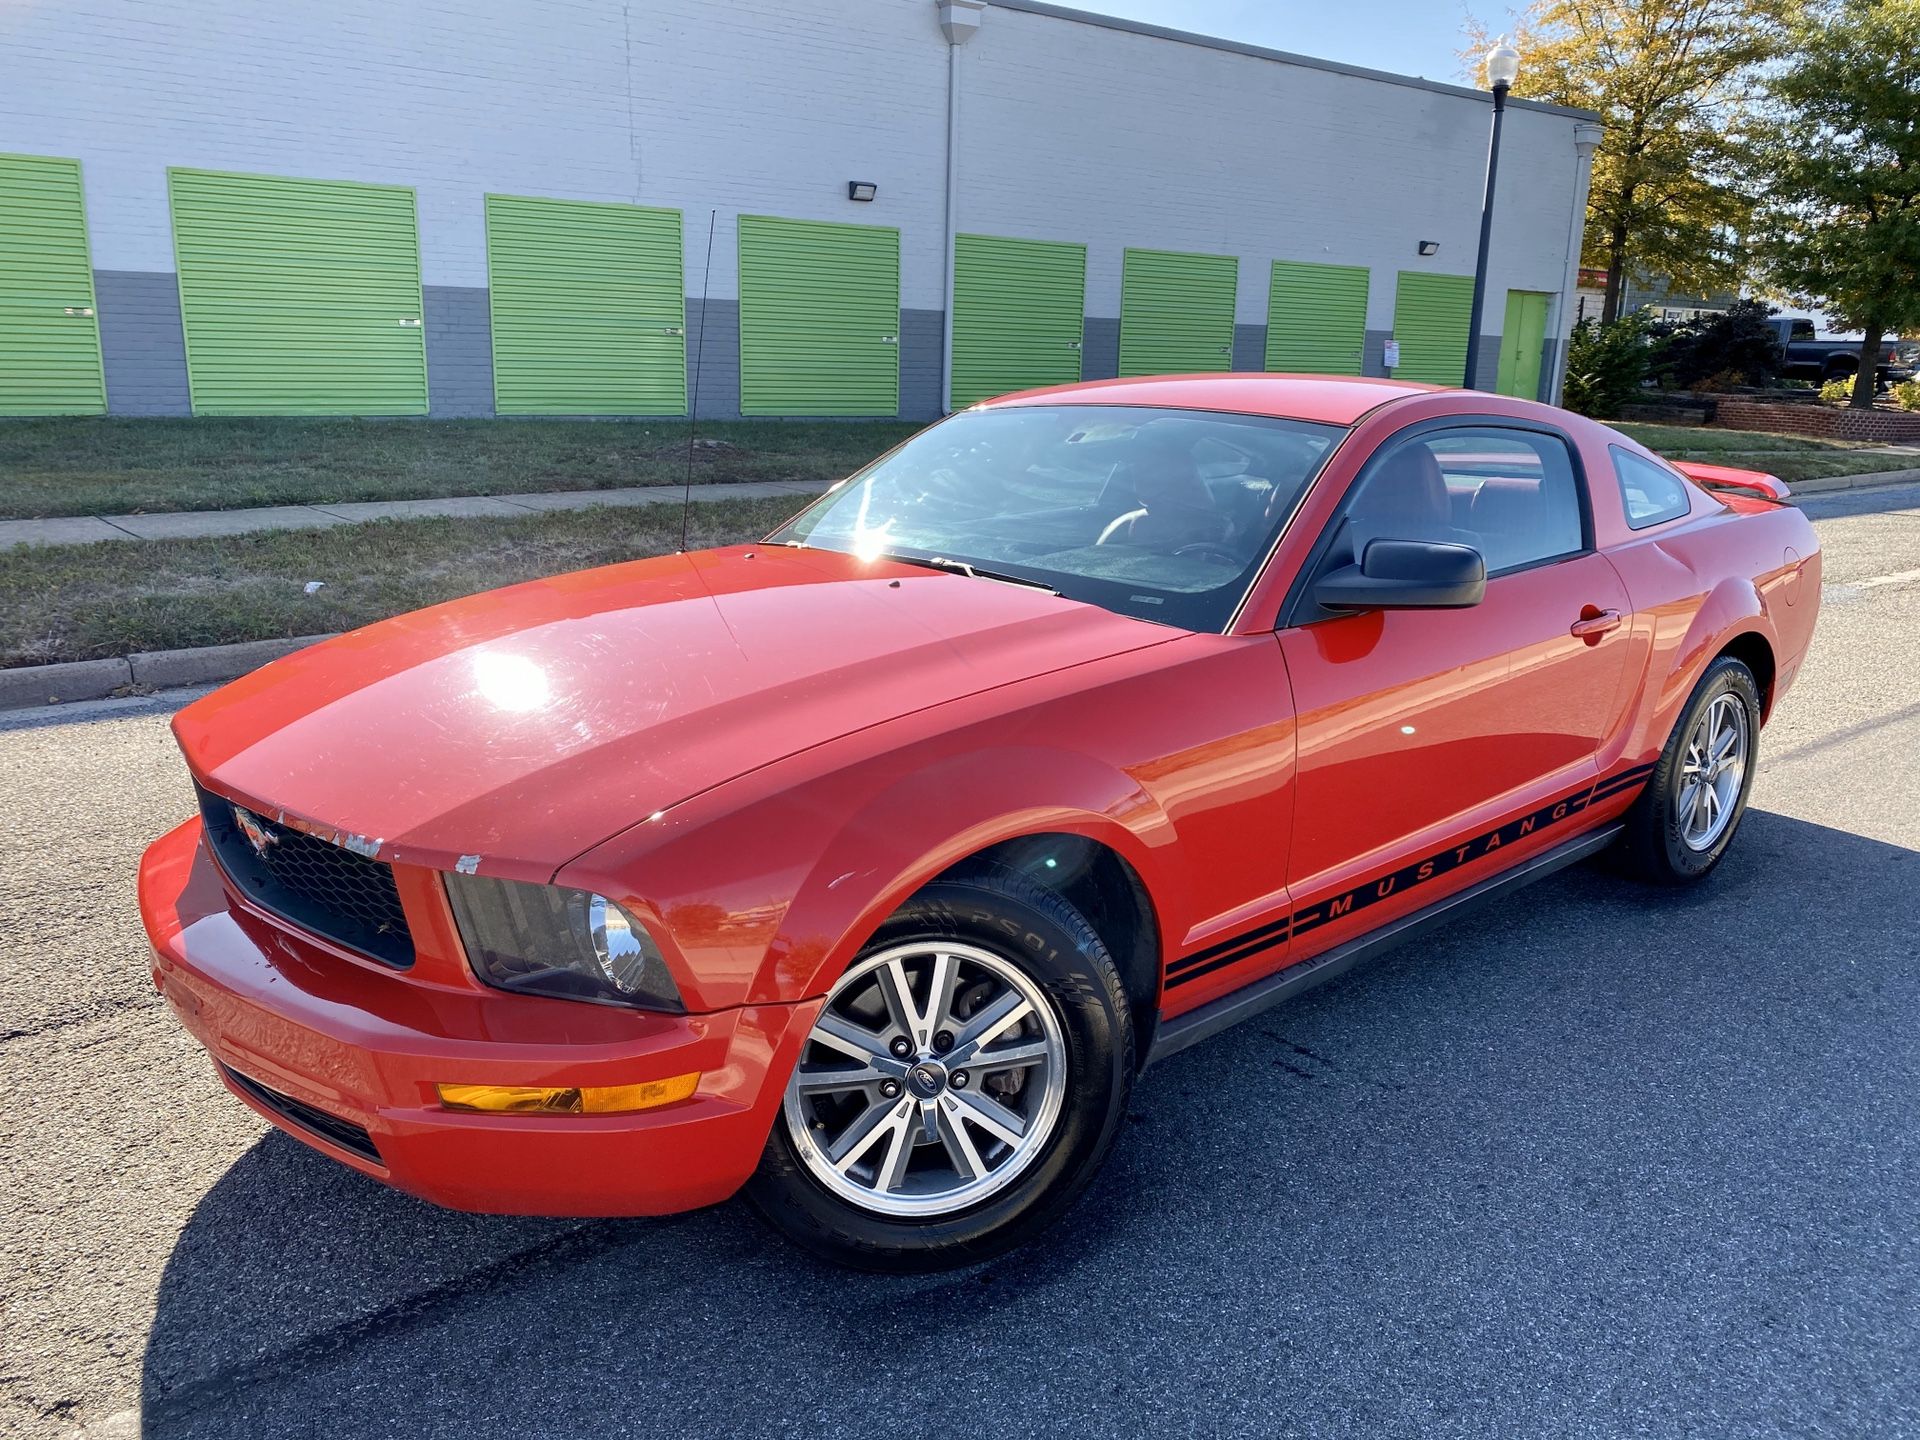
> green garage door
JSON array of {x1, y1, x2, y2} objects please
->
[
  {"x1": 950, "y1": 233, "x2": 1085, "y2": 407},
  {"x1": 486, "y1": 196, "x2": 686, "y2": 415},
  {"x1": 1496, "y1": 290, "x2": 1553, "y2": 399},
  {"x1": 1391, "y1": 272, "x2": 1474, "y2": 385},
  {"x1": 1118, "y1": 248, "x2": 1238, "y2": 376},
  {"x1": 169, "y1": 168, "x2": 427, "y2": 415},
  {"x1": 0, "y1": 154, "x2": 106, "y2": 415},
  {"x1": 1266, "y1": 260, "x2": 1368, "y2": 376},
  {"x1": 737, "y1": 215, "x2": 899, "y2": 416}
]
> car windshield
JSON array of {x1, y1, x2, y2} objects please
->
[{"x1": 771, "y1": 404, "x2": 1347, "y2": 630}]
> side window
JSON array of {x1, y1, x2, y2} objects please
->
[
  {"x1": 1342, "y1": 427, "x2": 1585, "y2": 576},
  {"x1": 1611, "y1": 446, "x2": 1693, "y2": 530}
]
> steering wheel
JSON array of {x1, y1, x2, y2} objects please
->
[{"x1": 1172, "y1": 541, "x2": 1242, "y2": 564}]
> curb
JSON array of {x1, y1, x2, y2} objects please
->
[
  {"x1": 0, "y1": 657, "x2": 137, "y2": 711},
  {"x1": 1787, "y1": 467, "x2": 1920, "y2": 496},
  {"x1": 0, "y1": 634, "x2": 335, "y2": 713}
]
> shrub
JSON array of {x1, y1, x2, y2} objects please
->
[
  {"x1": 1819, "y1": 377, "x2": 1854, "y2": 404},
  {"x1": 1892, "y1": 378, "x2": 1920, "y2": 412},
  {"x1": 1563, "y1": 314, "x2": 1653, "y2": 418},
  {"x1": 1647, "y1": 300, "x2": 1783, "y2": 391},
  {"x1": 1689, "y1": 368, "x2": 1749, "y2": 394}
]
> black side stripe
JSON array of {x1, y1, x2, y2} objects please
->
[
  {"x1": 1166, "y1": 759, "x2": 1659, "y2": 989},
  {"x1": 1166, "y1": 916, "x2": 1290, "y2": 977},
  {"x1": 1166, "y1": 931, "x2": 1289, "y2": 987},
  {"x1": 1588, "y1": 761, "x2": 1658, "y2": 803}
]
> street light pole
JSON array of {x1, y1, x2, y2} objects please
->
[{"x1": 1463, "y1": 40, "x2": 1521, "y2": 390}]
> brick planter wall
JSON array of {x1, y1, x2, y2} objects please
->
[{"x1": 1713, "y1": 399, "x2": 1920, "y2": 443}]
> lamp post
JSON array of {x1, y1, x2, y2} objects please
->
[{"x1": 1462, "y1": 39, "x2": 1521, "y2": 390}]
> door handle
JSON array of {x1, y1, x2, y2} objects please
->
[{"x1": 1570, "y1": 608, "x2": 1623, "y2": 641}]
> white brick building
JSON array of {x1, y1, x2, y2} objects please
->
[{"x1": 0, "y1": 0, "x2": 1600, "y2": 420}]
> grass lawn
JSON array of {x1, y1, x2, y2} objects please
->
[
  {"x1": 6, "y1": 411, "x2": 1914, "y2": 671},
  {"x1": 0, "y1": 496, "x2": 796, "y2": 668},
  {"x1": 0, "y1": 416, "x2": 922, "y2": 520},
  {"x1": 1611, "y1": 422, "x2": 1919, "y2": 483},
  {"x1": 1, "y1": 415, "x2": 1905, "y2": 522}
]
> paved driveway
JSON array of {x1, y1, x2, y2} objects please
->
[{"x1": 5, "y1": 483, "x2": 1918, "y2": 1439}]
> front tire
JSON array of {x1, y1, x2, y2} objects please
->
[
  {"x1": 1620, "y1": 655, "x2": 1762, "y2": 884},
  {"x1": 746, "y1": 865, "x2": 1133, "y2": 1271}
]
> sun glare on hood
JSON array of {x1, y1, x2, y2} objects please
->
[{"x1": 473, "y1": 652, "x2": 551, "y2": 713}]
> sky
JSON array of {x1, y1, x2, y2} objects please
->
[{"x1": 1074, "y1": 0, "x2": 1502, "y2": 86}]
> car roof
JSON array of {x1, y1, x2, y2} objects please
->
[{"x1": 982, "y1": 373, "x2": 1448, "y2": 426}]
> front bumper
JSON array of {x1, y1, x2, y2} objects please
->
[{"x1": 137, "y1": 818, "x2": 819, "y2": 1217}]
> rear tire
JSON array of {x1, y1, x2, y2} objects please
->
[
  {"x1": 1619, "y1": 655, "x2": 1761, "y2": 884},
  {"x1": 746, "y1": 864, "x2": 1133, "y2": 1271}
]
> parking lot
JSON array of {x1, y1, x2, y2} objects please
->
[{"x1": 4, "y1": 479, "x2": 1918, "y2": 1440}]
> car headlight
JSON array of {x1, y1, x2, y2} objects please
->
[{"x1": 444, "y1": 874, "x2": 683, "y2": 1012}]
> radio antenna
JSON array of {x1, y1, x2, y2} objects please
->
[{"x1": 679, "y1": 208, "x2": 718, "y2": 553}]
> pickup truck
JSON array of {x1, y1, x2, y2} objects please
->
[{"x1": 1765, "y1": 316, "x2": 1910, "y2": 385}]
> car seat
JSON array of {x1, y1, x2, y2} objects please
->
[{"x1": 1096, "y1": 450, "x2": 1234, "y2": 550}]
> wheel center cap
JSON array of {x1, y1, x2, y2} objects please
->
[{"x1": 906, "y1": 1060, "x2": 948, "y2": 1100}]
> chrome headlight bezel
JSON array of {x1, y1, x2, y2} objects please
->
[{"x1": 443, "y1": 873, "x2": 684, "y2": 1013}]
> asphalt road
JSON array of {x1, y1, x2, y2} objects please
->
[{"x1": 5, "y1": 482, "x2": 1919, "y2": 1440}]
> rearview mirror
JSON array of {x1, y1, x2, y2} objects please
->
[{"x1": 1313, "y1": 539, "x2": 1487, "y2": 612}]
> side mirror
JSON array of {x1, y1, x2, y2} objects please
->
[{"x1": 1313, "y1": 539, "x2": 1487, "y2": 612}]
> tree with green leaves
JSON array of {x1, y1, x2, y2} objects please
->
[
  {"x1": 1465, "y1": 0, "x2": 1785, "y2": 322},
  {"x1": 1750, "y1": 0, "x2": 1920, "y2": 408}
]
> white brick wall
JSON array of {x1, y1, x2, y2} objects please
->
[
  {"x1": 0, "y1": 0, "x2": 1591, "y2": 352},
  {"x1": 957, "y1": 5, "x2": 1584, "y2": 330},
  {"x1": 625, "y1": 0, "x2": 950, "y2": 306}
]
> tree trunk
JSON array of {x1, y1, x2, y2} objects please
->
[
  {"x1": 1851, "y1": 325, "x2": 1882, "y2": 408},
  {"x1": 1601, "y1": 218, "x2": 1631, "y2": 324}
]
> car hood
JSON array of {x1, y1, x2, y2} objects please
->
[{"x1": 174, "y1": 545, "x2": 1172, "y2": 880}]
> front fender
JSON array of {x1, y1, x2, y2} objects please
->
[
  {"x1": 558, "y1": 736, "x2": 1183, "y2": 1015},
  {"x1": 766, "y1": 745, "x2": 1174, "y2": 1006}
]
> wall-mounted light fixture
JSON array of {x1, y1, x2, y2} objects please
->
[
  {"x1": 848, "y1": 181, "x2": 878, "y2": 202},
  {"x1": 1417, "y1": 240, "x2": 1440, "y2": 256}
]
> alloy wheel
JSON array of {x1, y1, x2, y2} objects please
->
[
  {"x1": 782, "y1": 941, "x2": 1068, "y2": 1218},
  {"x1": 1675, "y1": 692, "x2": 1749, "y2": 852}
]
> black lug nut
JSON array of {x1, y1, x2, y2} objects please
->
[
  {"x1": 889, "y1": 1037, "x2": 913, "y2": 1058},
  {"x1": 933, "y1": 1030, "x2": 954, "y2": 1053}
]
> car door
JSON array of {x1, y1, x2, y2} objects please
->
[{"x1": 1277, "y1": 419, "x2": 1633, "y2": 929}]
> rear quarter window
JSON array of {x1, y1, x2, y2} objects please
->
[{"x1": 1611, "y1": 447, "x2": 1693, "y2": 530}]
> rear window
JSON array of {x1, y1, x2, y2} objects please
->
[{"x1": 1611, "y1": 447, "x2": 1692, "y2": 530}]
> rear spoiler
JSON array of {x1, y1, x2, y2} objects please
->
[{"x1": 1670, "y1": 461, "x2": 1793, "y2": 504}]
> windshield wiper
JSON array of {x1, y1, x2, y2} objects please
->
[{"x1": 880, "y1": 552, "x2": 1059, "y2": 594}]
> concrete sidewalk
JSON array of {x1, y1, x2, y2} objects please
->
[
  {"x1": 0, "y1": 478, "x2": 834, "y2": 550},
  {"x1": 8, "y1": 466, "x2": 1920, "y2": 552}
]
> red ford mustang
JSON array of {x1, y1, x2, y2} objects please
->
[{"x1": 138, "y1": 375, "x2": 1820, "y2": 1269}]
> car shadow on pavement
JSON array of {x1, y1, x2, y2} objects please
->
[{"x1": 139, "y1": 809, "x2": 1920, "y2": 1438}]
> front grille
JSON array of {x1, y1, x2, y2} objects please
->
[
  {"x1": 197, "y1": 785, "x2": 414, "y2": 968},
  {"x1": 221, "y1": 1064, "x2": 383, "y2": 1165}
]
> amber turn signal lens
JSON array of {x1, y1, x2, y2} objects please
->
[{"x1": 436, "y1": 1073, "x2": 699, "y2": 1115}]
